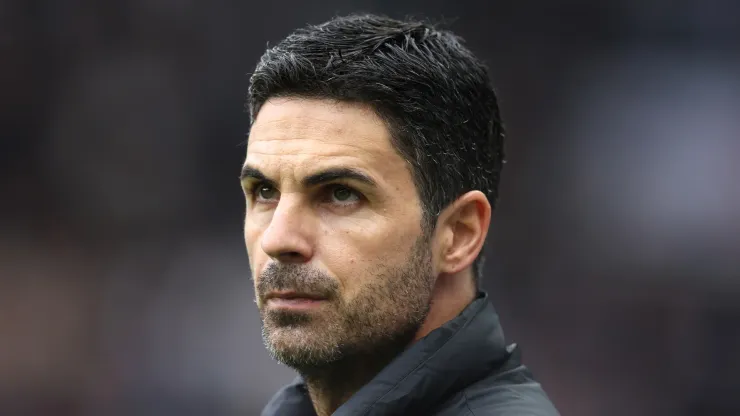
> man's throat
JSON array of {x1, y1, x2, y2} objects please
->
[{"x1": 302, "y1": 346, "x2": 405, "y2": 416}]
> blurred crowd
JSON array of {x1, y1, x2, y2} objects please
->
[{"x1": 1, "y1": 0, "x2": 739, "y2": 415}]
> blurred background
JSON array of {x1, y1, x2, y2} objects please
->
[{"x1": 1, "y1": 0, "x2": 739, "y2": 415}]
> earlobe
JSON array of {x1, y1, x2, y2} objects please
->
[{"x1": 437, "y1": 191, "x2": 491, "y2": 275}]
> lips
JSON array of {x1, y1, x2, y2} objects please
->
[
  {"x1": 264, "y1": 291, "x2": 329, "y2": 312},
  {"x1": 265, "y1": 291, "x2": 327, "y2": 301}
]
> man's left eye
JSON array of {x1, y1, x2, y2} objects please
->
[{"x1": 330, "y1": 186, "x2": 360, "y2": 203}]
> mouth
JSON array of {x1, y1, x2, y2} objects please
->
[
  {"x1": 265, "y1": 291, "x2": 327, "y2": 301},
  {"x1": 264, "y1": 291, "x2": 329, "y2": 311}
]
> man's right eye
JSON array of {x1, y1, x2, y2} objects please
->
[{"x1": 255, "y1": 184, "x2": 279, "y2": 201}]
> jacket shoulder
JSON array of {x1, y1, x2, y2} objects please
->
[
  {"x1": 465, "y1": 362, "x2": 559, "y2": 416},
  {"x1": 435, "y1": 362, "x2": 559, "y2": 416}
]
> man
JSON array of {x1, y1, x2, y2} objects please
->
[{"x1": 241, "y1": 14, "x2": 559, "y2": 416}]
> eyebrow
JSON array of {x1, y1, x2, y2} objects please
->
[{"x1": 240, "y1": 165, "x2": 378, "y2": 188}]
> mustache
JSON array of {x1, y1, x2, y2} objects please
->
[{"x1": 257, "y1": 263, "x2": 339, "y2": 300}]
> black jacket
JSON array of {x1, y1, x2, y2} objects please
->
[{"x1": 261, "y1": 292, "x2": 559, "y2": 415}]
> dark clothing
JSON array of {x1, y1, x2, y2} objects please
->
[{"x1": 261, "y1": 292, "x2": 559, "y2": 415}]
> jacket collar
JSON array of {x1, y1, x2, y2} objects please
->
[{"x1": 262, "y1": 291, "x2": 512, "y2": 416}]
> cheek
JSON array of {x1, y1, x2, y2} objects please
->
[
  {"x1": 244, "y1": 212, "x2": 264, "y2": 248},
  {"x1": 325, "y1": 228, "x2": 420, "y2": 293},
  {"x1": 244, "y1": 218, "x2": 265, "y2": 275}
]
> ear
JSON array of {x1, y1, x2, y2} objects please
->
[{"x1": 434, "y1": 191, "x2": 491, "y2": 275}]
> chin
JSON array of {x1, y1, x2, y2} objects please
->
[{"x1": 266, "y1": 329, "x2": 343, "y2": 370}]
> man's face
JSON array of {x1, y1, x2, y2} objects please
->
[{"x1": 242, "y1": 97, "x2": 436, "y2": 370}]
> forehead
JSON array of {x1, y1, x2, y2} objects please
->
[{"x1": 246, "y1": 98, "x2": 405, "y2": 176}]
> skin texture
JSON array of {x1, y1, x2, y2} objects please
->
[{"x1": 242, "y1": 97, "x2": 490, "y2": 416}]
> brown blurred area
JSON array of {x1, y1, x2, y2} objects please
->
[{"x1": 1, "y1": 1, "x2": 739, "y2": 415}]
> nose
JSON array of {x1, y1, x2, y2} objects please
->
[{"x1": 260, "y1": 197, "x2": 314, "y2": 263}]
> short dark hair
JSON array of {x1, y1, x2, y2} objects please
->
[{"x1": 247, "y1": 14, "x2": 505, "y2": 284}]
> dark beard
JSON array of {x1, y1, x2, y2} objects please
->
[
  {"x1": 299, "y1": 312, "x2": 421, "y2": 380},
  {"x1": 256, "y1": 235, "x2": 434, "y2": 375}
]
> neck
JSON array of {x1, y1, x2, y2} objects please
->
[
  {"x1": 304, "y1": 270, "x2": 477, "y2": 415},
  {"x1": 303, "y1": 347, "x2": 401, "y2": 416},
  {"x1": 414, "y1": 269, "x2": 477, "y2": 341}
]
